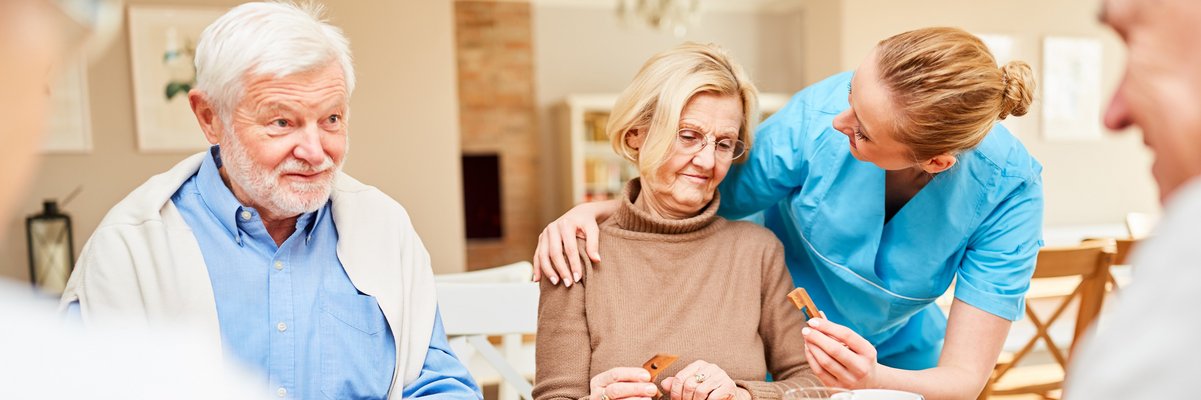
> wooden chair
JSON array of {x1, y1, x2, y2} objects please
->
[
  {"x1": 436, "y1": 262, "x2": 539, "y2": 400},
  {"x1": 978, "y1": 243, "x2": 1115, "y2": 399}
]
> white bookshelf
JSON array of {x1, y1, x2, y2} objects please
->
[{"x1": 557, "y1": 92, "x2": 793, "y2": 210}]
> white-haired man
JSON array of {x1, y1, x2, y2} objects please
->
[{"x1": 60, "y1": 3, "x2": 480, "y2": 399}]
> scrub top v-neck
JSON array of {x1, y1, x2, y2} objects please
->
[{"x1": 718, "y1": 72, "x2": 1045, "y2": 369}]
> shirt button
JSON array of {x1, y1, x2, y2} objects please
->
[
  {"x1": 277, "y1": 322, "x2": 287, "y2": 332},
  {"x1": 277, "y1": 387, "x2": 287, "y2": 397},
  {"x1": 240, "y1": 210, "x2": 252, "y2": 220},
  {"x1": 274, "y1": 261, "x2": 284, "y2": 270}
]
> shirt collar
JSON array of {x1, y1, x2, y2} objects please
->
[
  {"x1": 196, "y1": 146, "x2": 246, "y2": 242},
  {"x1": 300, "y1": 202, "x2": 326, "y2": 244},
  {"x1": 196, "y1": 145, "x2": 327, "y2": 245}
]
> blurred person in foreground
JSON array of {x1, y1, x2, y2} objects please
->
[
  {"x1": 0, "y1": 0, "x2": 264, "y2": 398},
  {"x1": 0, "y1": 0, "x2": 63, "y2": 213},
  {"x1": 58, "y1": 2, "x2": 479, "y2": 399},
  {"x1": 1065, "y1": 0, "x2": 1201, "y2": 398},
  {"x1": 533, "y1": 42, "x2": 821, "y2": 400}
]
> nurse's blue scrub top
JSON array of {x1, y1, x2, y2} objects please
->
[{"x1": 718, "y1": 72, "x2": 1044, "y2": 369}]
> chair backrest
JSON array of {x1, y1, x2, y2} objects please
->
[
  {"x1": 436, "y1": 261, "x2": 538, "y2": 336},
  {"x1": 1032, "y1": 243, "x2": 1114, "y2": 351},
  {"x1": 435, "y1": 261, "x2": 534, "y2": 284},
  {"x1": 1031, "y1": 242, "x2": 1111, "y2": 280},
  {"x1": 436, "y1": 281, "x2": 539, "y2": 336},
  {"x1": 1081, "y1": 237, "x2": 1140, "y2": 266},
  {"x1": 1113, "y1": 238, "x2": 1138, "y2": 266}
]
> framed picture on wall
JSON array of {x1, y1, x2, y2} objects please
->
[
  {"x1": 42, "y1": 55, "x2": 92, "y2": 153},
  {"x1": 1041, "y1": 36, "x2": 1103, "y2": 141},
  {"x1": 127, "y1": 5, "x2": 227, "y2": 152}
]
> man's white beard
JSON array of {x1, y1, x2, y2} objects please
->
[{"x1": 220, "y1": 131, "x2": 340, "y2": 217}]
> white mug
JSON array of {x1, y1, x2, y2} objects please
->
[{"x1": 848, "y1": 389, "x2": 924, "y2": 400}]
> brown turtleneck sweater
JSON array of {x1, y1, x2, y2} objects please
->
[{"x1": 534, "y1": 179, "x2": 820, "y2": 400}]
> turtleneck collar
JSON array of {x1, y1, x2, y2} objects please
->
[{"x1": 610, "y1": 177, "x2": 722, "y2": 236}]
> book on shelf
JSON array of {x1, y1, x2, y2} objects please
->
[
  {"x1": 584, "y1": 112, "x2": 610, "y2": 142},
  {"x1": 583, "y1": 158, "x2": 639, "y2": 203}
]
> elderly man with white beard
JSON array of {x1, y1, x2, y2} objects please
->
[{"x1": 60, "y1": 3, "x2": 480, "y2": 399}]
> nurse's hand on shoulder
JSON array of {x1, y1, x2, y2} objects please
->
[
  {"x1": 590, "y1": 367, "x2": 658, "y2": 400},
  {"x1": 660, "y1": 360, "x2": 750, "y2": 400},
  {"x1": 802, "y1": 316, "x2": 879, "y2": 389},
  {"x1": 533, "y1": 200, "x2": 619, "y2": 287}
]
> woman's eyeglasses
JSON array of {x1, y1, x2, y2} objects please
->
[{"x1": 675, "y1": 129, "x2": 747, "y2": 160}]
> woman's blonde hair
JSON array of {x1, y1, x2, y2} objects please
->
[
  {"x1": 607, "y1": 42, "x2": 759, "y2": 182},
  {"x1": 875, "y1": 27, "x2": 1035, "y2": 161}
]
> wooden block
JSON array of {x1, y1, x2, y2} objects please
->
[
  {"x1": 787, "y1": 287, "x2": 822, "y2": 320},
  {"x1": 642, "y1": 353, "x2": 678, "y2": 380},
  {"x1": 641, "y1": 353, "x2": 679, "y2": 398}
]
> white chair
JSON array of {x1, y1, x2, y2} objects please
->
[
  {"x1": 436, "y1": 262, "x2": 539, "y2": 400},
  {"x1": 1125, "y1": 212, "x2": 1158, "y2": 239}
]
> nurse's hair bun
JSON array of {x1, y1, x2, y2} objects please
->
[
  {"x1": 998, "y1": 61, "x2": 1035, "y2": 120},
  {"x1": 874, "y1": 27, "x2": 1039, "y2": 160}
]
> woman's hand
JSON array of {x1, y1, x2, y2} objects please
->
[
  {"x1": 802, "y1": 317, "x2": 879, "y2": 389},
  {"x1": 660, "y1": 360, "x2": 750, "y2": 400},
  {"x1": 590, "y1": 367, "x2": 659, "y2": 400},
  {"x1": 532, "y1": 200, "x2": 618, "y2": 286}
]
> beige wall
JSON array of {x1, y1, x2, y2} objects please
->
[
  {"x1": 5, "y1": 0, "x2": 1158, "y2": 281},
  {"x1": 753, "y1": 7, "x2": 807, "y2": 94},
  {"x1": 797, "y1": 0, "x2": 844, "y2": 86},
  {"x1": 1, "y1": 0, "x2": 467, "y2": 281},
  {"x1": 804, "y1": 0, "x2": 1159, "y2": 226},
  {"x1": 338, "y1": 0, "x2": 464, "y2": 274}
]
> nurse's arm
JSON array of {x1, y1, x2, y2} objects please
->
[
  {"x1": 533, "y1": 199, "x2": 620, "y2": 286},
  {"x1": 870, "y1": 299, "x2": 1011, "y2": 400}
]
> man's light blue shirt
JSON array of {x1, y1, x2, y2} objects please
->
[{"x1": 166, "y1": 146, "x2": 480, "y2": 399}]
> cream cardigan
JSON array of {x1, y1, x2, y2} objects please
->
[{"x1": 60, "y1": 152, "x2": 437, "y2": 398}]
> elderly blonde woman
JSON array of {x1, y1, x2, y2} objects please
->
[{"x1": 534, "y1": 43, "x2": 820, "y2": 400}]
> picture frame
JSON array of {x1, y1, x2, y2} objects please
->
[
  {"x1": 1041, "y1": 36, "x2": 1103, "y2": 141},
  {"x1": 127, "y1": 5, "x2": 227, "y2": 152},
  {"x1": 42, "y1": 55, "x2": 92, "y2": 153}
]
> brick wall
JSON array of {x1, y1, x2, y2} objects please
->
[{"x1": 455, "y1": 1, "x2": 541, "y2": 271}]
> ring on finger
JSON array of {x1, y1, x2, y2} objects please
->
[
  {"x1": 600, "y1": 393, "x2": 609, "y2": 400},
  {"x1": 694, "y1": 373, "x2": 708, "y2": 384}
]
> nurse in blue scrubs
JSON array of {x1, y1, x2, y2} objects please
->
[{"x1": 533, "y1": 27, "x2": 1041, "y2": 400}]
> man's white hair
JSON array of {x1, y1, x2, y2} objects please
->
[{"x1": 194, "y1": 1, "x2": 354, "y2": 124}]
